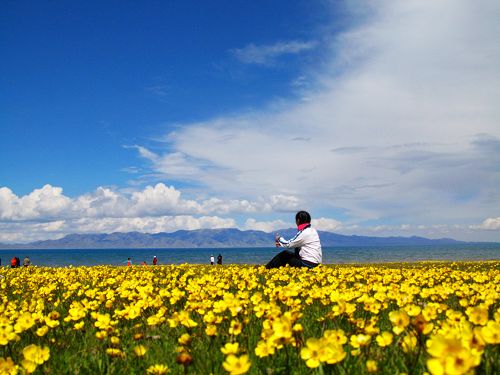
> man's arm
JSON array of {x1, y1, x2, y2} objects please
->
[{"x1": 276, "y1": 231, "x2": 306, "y2": 248}]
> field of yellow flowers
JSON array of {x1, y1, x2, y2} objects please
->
[{"x1": 1, "y1": 261, "x2": 499, "y2": 374}]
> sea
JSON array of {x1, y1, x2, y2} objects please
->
[{"x1": 0, "y1": 244, "x2": 499, "y2": 267}]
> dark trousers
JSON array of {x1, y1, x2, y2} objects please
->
[{"x1": 266, "y1": 249, "x2": 317, "y2": 269}]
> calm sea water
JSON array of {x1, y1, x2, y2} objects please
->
[{"x1": 0, "y1": 244, "x2": 499, "y2": 267}]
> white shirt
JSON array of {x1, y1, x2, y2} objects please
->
[{"x1": 278, "y1": 226, "x2": 322, "y2": 264}]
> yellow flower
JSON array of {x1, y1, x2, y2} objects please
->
[
  {"x1": 64, "y1": 301, "x2": 87, "y2": 322},
  {"x1": 147, "y1": 315, "x2": 164, "y2": 326},
  {"x1": 110, "y1": 336, "x2": 120, "y2": 346},
  {"x1": 321, "y1": 342, "x2": 346, "y2": 365},
  {"x1": 21, "y1": 359, "x2": 37, "y2": 374},
  {"x1": 389, "y1": 310, "x2": 410, "y2": 335},
  {"x1": 96, "y1": 330, "x2": 108, "y2": 340},
  {"x1": 22, "y1": 344, "x2": 50, "y2": 365},
  {"x1": 413, "y1": 314, "x2": 434, "y2": 335},
  {"x1": 426, "y1": 334, "x2": 477, "y2": 375},
  {"x1": 177, "y1": 310, "x2": 198, "y2": 328},
  {"x1": 323, "y1": 329, "x2": 348, "y2": 345},
  {"x1": 222, "y1": 354, "x2": 251, "y2": 375},
  {"x1": 350, "y1": 334, "x2": 371, "y2": 348},
  {"x1": 405, "y1": 304, "x2": 422, "y2": 317},
  {"x1": 229, "y1": 320, "x2": 243, "y2": 336},
  {"x1": 480, "y1": 320, "x2": 500, "y2": 344},
  {"x1": 73, "y1": 321, "x2": 85, "y2": 330},
  {"x1": 106, "y1": 348, "x2": 125, "y2": 358},
  {"x1": 178, "y1": 333, "x2": 191, "y2": 346},
  {"x1": 254, "y1": 340, "x2": 275, "y2": 357},
  {"x1": 427, "y1": 359, "x2": 444, "y2": 375},
  {"x1": 376, "y1": 331, "x2": 393, "y2": 347},
  {"x1": 300, "y1": 338, "x2": 322, "y2": 368},
  {"x1": 221, "y1": 342, "x2": 239, "y2": 355},
  {"x1": 364, "y1": 297, "x2": 382, "y2": 314},
  {"x1": 146, "y1": 364, "x2": 170, "y2": 374},
  {"x1": 0, "y1": 357, "x2": 18, "y2": 375},
  {"x1": 45, "y1": 312, "x2": 60, "y2": 328},
  {"x1": 366, "y1": 359, "x2": 378, "y2": 373},
  {"x1": 205, "y1": 324, "x2": 218, "y2": 336},
  {"x1": 94, "y1": 313, "x2": 112, "y2": 330},
  {"x1": 466, "y1": 306, "x2": 489, "y2": 326},
  {"x1": 0, "y1": 325, "x2": 17, "y2": 345},
  {"x1": 15, "y1": 312, "x2": 35, "y2": 332},
  {"x1": 36, "y1": 326, "x2": 49, "y2": 337},
  {"x1": 134, "y1": 345, "x2": 147, "y2": 357}
]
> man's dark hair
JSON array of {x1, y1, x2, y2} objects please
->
[{"x1": 295, "y1": 211, "x2": 311, "y2": 225}]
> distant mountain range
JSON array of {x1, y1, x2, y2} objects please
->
[{"x1": 0, "y1": 228, "x2": 471, "y2": 249}]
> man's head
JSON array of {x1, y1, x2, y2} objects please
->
[{"x1": 295, "y1": 211, "x2": 311, "y2": 225}]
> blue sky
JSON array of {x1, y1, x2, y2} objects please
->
[{"x1": 1, "y1": 0, "x2": 499, "y2": 243}]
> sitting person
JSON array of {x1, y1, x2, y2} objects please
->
[{"x1": 266, "y1": 211, "x2": 322, "y2": 269}]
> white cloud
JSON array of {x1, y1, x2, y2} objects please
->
[
  {"x1": 134, "y1": 0, "x2": 500, "y2": 234},
  {"x1": 470, "y1": 217, "x2": 500, "y2": 231},
  {"x1": 0, "y1": 185, "x2": 72, "y2": 220},
  {"x1": 243, "y1": 218, "x2": 289, "y2": 233},
  {"x1": 0, "y1": 183, "x2": 300, "y2": 222},
  {"x1": 313, "y1": 218, "x2": 344, "y2": 232},
  {"x1": 232, "y1": 40, "x2": 317, "y2": 65}
]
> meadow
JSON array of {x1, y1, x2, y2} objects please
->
[{"x1": 0, "y1": 261, "x2": 499, "y2": 374}]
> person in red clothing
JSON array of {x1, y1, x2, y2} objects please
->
[
  {"x1": 11, "y1": 257, "x2": 17, "y2": 268},
  {"x1": 127, "y1": 257, "x2": 132, "y2": 266},
  {"x1": 152, "y1": 256, "x2": 158, "y2": 265}
]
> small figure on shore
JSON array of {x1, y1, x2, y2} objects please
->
[
  {"x1": 210, "y1": 255, "x2": 215, "y2": 265},
  {"x1": 142, "y1": 260, "x2": 147, "y2": 266},
  {"x1": 266, "y1": 210, "x2": 322, "y2": 269},
  {"x1": 127, "y1": 257, "x2": 132, "y2": 266},
  {"x1": 23, "y1": 256, "x2": 31, "y2": 267},
  {"x1": 153, "y1": 256, "x2": 158, "y2": 265},
  {"x1": 217, "y1": 254, "x2": 222, "y2": 265},
  {"x1": 11, "y1": 257, "x2": 17, "y2": 268},
  {"x1": 15, "y1": 257, "x2": 20, "y2": 267}
]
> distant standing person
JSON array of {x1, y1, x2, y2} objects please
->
[
  {"x1": 23, "y1": 256, "x2": 31, "y2": 267},
  {"x1": 11, "y1": 257, "x2": 17, "y2": 268},
  {"x1": 266, "y1": 210, "x2": 322, "y2": 269},
  {"x1": 217, "y1": 254, "x2": 222, "y2": 265},
  {"x1": 153, "y1": 256, "x2": 158, "y2": 265},
  {"x1": 210, "y1": 255, "x2": 215, "y2": 265},
  {"x1": 127, "y1": 257, "x2": 132, "y2": 266}
]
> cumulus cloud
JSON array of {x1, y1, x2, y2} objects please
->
[
  {"x1": 0, "y1": 183, "x2": 304, "y2": 222},
  {"x1": 133, "y1": 0, "x2": 500, "y2": 233},
  {"x1": 470, "y1": 217, "x2": 500, "y2": 231},
  {"x1": 232, "y1": 40, "x2": 318, "y2": 65},
  {"x1": 243, "y1": 218, "x2": 289, "y2": 232},
  {"x1": 313, "y1": 218, "x2": 344, "y2": 232},
  {"x1": 0, "y1": 185, "x2": 72, "y2": 220}
]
